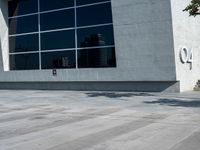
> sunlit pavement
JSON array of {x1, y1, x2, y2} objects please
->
[{"x1": 0, "y1": 90, "x2": 200, "y2": 150}]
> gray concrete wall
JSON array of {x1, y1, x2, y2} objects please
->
[
  {"x1": 170, "y1": 0, "x2": 200, "y2": 92},
  {"x1": 111, "y1": 0, "x2": 176, "y2": 81},
  {"x1": 0, "y1": 0, "x2": 9, "y2": 71},
  {"x1": 0, "y1": 0, "x2": 178, "y2": 91}
]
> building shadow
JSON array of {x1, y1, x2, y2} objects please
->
[
  {"x1": 86, "y1": 92, "x2": 154, "y2": 98},
  {"x1": 144, "y1": 98, "x2": 200, "y2": 108}
]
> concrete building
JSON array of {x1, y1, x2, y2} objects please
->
[{"x1": 0, "y1": 0, "x2": 200, "y2": 92}]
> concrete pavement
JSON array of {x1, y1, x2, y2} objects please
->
[{"x1": 0, "y1": 90, "x2": 200, "y2": 150}]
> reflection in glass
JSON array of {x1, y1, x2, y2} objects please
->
[
  {"x1": 40, "y1": 0, "x2": 74, "y2": 11},
  {"x1": 77, "y1": 25, "x2": 114, "y2": 48},
  {"x1": 78, "y1": 47, "x2": 116, "y2": 68},
  {"x1": 80, "y1": 34, "x2": 105, "y2": 48},
  {"x1": 77, "y1": 3, "x2": 113, "y2": 27},
  {"x1": 41, "y1": 51, "x2": 76, "y2": 69},
  {"x1": 9, "y1": 34, "x2": 39, "y2": 53},
  {"x1": 8, "y1": 0, "x2": 116, "y2": 70},
  {"x1": 10, "y1": 53, "x2": 39, "y2": 70},
  {"x1": 8, "y1": 0, "x2": 38, "y2": 17},
  {"x1": 41, "y1": 30, "x2": 75, "y2": 50},
  {"x1": 9, "y1": 15, "x2": 38, "y2": 35},
  {"x1": 77, "y1": 0, "x2": 109, "y2": 6},
  {"x1": 40, "y1": 9, "x2": 75, "y2": 31}
]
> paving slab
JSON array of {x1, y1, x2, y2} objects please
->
[{"x1": 0, "y1": 90, "x2": 199, "y2": 150}]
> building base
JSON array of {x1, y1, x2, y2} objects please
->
[{"x1": 0, "y1": 81, "x2": 180, "y2": 92}]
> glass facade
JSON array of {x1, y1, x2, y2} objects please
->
[{"x1": 8, "y1": 0, "x2": 116, "y2": 70}]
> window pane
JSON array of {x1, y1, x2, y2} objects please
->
[
  {"x1": 9, "y1": 34, "x2": 39, "y2": 53},
  {"x1": 41, "y1": 50, "x2": 76, "y2": 69},
  {"x1": 77, "y1": 0, "x2": 109, "y2": 6},
  {"x1": 8, "y1": 0, "x2": 38, "y2": 17},
  {"x1": 41, "y1": 30, "x2": 75, "y2": 50},
  {"x1": 77, "y1": 25, "x2": 114, "y2": 48},
  {"x1": 10, "y1": 53, "x2": 39, "y2": 70},
  {"x1": 40, "y1": 9, "x2": 75, "y2": 31},
  {"x1": 77, "y1": 3, "x2": 113, "y2": 27},
  {"x1": 9, "y1": 15, "x2": 38, "y2": 35},
  {"x1": 78, "y1": 47, "x2": 116, "y2": 68},
  {"x1": 40, "y1": 0, "x2": 74, "y2": 12}
]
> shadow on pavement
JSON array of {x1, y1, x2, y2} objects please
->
[
  {"x1": 144, "y1": 98, "x2": 200, "y2": 108},
  {"x1": 86, "y1": 92, "x2": 154, "y2": 98}
]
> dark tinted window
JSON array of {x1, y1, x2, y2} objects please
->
[
  {"x1": 78, "y1": 47, "x2": 116, "y2": 68},
  {"x1": 40, "y1": 9, "x2": 75, "y2": 31},
  {"x1": 10, "y1": 53, "x2": 39, "y2": 70},
  {"x1": 77, "y1": 3, "x2": 113, "y2": 27},
  {"x1": 9, "y1": 34, "x2": 39, "y2": 53},
  {"x1": 77, "y1": 25, "x2": 114, "y2": 48},
  {"x1": 9, "y1": 15, "x2": 38, "y2": 35},
  {"x1": 40, "y1": 0, "x2": 74, "y2": 12},
  {"x1": 8, "y1": 0, "x2": 38, "y2": 17},
  {"x1": 41, "y1": 30, "x2": 75, "y2": 50},
  {"x1": 8, "y1": 1, "x2": 116, "y2": 70},
  {"x1": 77, "y1": 0, "x2": 109, "y2": 6},
  {"x1": 41, "y1": 51, "x2": 76, "y2": 69}
]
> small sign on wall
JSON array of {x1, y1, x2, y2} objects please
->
[{"x1": 52, "y1": 69, "x2": 57, "y2": 76}]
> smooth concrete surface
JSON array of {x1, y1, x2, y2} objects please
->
[{"x1": 0, "y1": 90, "x2": 200, "y2": 150}]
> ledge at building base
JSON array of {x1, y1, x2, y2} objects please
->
[{"x1": 0, "y1": 81, "x2": 180, "y2": 92}]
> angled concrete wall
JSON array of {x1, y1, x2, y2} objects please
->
[
  {"x1": 111, "y1": 0, "x2": 176, "y2": 81},
  {"x1": 170, "y1": 0, "x2": 200, "y2": 91}
]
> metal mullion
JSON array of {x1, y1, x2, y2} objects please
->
[
  {"x1": 74, "y1": 0, "x2": 78, "y2": 69},
  {"x1": 77, "y1": 45, "x2": 115, "y2": 50},
  {"x1": 9, "y1": 51, "x2": 40, "y2": 55},
  {"x1": 9, "y1": 32, "x2": 39, "y2": 37},
  {"x1": 38, "y1": 0, "x2": 42, "y2": 70},
  {"x1": 76, "y1": 23, "x2": 113, "y2": 29},
  {"x1": 41, "y1": 48, "x2": 76, "y2": 53},
  {"x1": 40, "y1": 27, "x2": 75, "y2": 34},
  {"x1": 76, "y1": 1, "x2": 110, "y2": 8},
  {"x1": 8, "y1": 12, "x2": 39, "y2": 19},
  {"x1": 40, "y1": 6, "x2": 75, "y2": 14}
]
